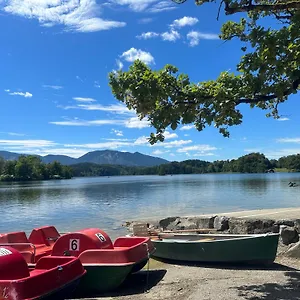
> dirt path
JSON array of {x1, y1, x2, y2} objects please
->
[{"x1": 73, "y1": 256, "x2": 300, "y2": 300}]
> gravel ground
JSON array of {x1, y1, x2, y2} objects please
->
[{"x1": 72, "y1": 254, "x2": 300, "y2": 300}]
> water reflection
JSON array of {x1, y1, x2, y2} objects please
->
[{"x1": 0, "y1": 173, "x2": 300, "y2": 238}]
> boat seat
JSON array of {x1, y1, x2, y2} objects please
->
[
  {"x1": 6, "y1": 231, "x2": 29, "y2": 243},
  {"x1": 28, "y1": 226, "x2": 60, "y2": 247}
]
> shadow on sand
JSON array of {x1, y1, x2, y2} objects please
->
[
  {"x1": 152, "y1": 257, "x2": 299, "y2": 272},
  {"x1": 233, "y1": 271, "x2": 300, "y2": 299},
  {"x1": 73, "y1": 269, "x2": 167, "y2": 299}
]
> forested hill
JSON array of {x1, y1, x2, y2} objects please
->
[
  {"x1": 0, "y1": 150, "x2": 168, "y2": 167},
  {"x1": 71, "y1": 153, "x2": 300, "y2": 177},
  {"x1": 1, "y1": 152, "x2": 300, "y2": 181}
]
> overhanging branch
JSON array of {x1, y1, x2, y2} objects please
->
[{"x1": 223, "y1": 0, "x2": 300, "y2": 14}]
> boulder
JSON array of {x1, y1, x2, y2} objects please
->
[
  {"x1": 274, "y1": 219, "x2": 296, "y2": 228},
  {"x1": 175, "y1": 217, "x2": 198, "y2": 230},
  {"x1": 293, "y1": 219, "x2": 300, "y2": 233},
  {"x1": 280, "y1": 225, "x2": 299, "y2": 245},
  {"x1": 284, "y1": 241, "x2": 300, "y2": 258},
  {"x1": 159, "y1": 217, "x2": 180, "y2": 230},
  {"x1": 214, "y1": 216, "x2": 229, "y2": 231},
  {"x1": 228, "y1": 218, "x2": 275, "y2": 234},
  {"x1": 195, "y1": 216, "x2": 216, "y2": 229}
]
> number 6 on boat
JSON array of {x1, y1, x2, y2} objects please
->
[{"x1": 69, "y1": 239, "x2": 80, "y2": 251}]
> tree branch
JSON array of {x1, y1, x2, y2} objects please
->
[
  {"x1": 236, "y1": 77, "x2": 300, "y2": 105},
  {"x1": 224, "y1": 1, "x2": 300, "y2": 15}
]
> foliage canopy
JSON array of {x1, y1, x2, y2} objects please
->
[{"x1": 109, "y1": 0, "x2": 300, "y2": 143}]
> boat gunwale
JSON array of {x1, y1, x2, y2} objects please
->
[
  {"x1": 82, "y1": 262, "x2": 136, "y2": 267},
  {"x1": 152, "y1": 233, "x2": 279, "y2": 243}
]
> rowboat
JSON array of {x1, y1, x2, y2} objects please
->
[
  {"x1": 151, "y1": 233, "x2": 279, "y2": 264},
  {"x1": 0, "y1": 246, "x2": 86, "y2": 300},
  {"x1": 51, "y1": 228, "x2": 154, "y2": 293}
]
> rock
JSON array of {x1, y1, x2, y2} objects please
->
[
  {"x1": 195, "y1": 216, "x2": 216, "y2": 229},
  {"x1": 175, "y1": 217, "x2": 198, "y2": 230},
  {"x1": 214, "y1": 216, "x2": 229, "y2": 231},
  {"x1": 284, "y1": 241, "x2": 300, "y2": 258},
  {"x1": 159, "y1": 217, "x2": 180, "y2": 230},
  {"x1": 280, "y1": 225, "x2": 299, "y2": 245},
  {"x1": 228, "y1": 218, "x2": 275, "y2": 234},
  {"x1": 274, "y1": 219, "x2": 295, "y2": 228},
  {"x1": 293, "y1": 219, "x2": 300, "y2": 233}
]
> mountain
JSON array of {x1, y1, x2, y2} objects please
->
[
  {"x1": 0, "y1": 150, "x2": 169, "y2": 167},
  {"x1": 0, "y1": 151, "x2": 23, "y2": 161},
  {"x1": 77, "y1": 150, "x2": 168, "y2": 167},
  {"x1": 41, "y1": 155, "x2": 77, "y2": 165}
]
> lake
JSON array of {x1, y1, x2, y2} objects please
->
[{"x1": 0, "y1": 173, "x2": 300, "y2": 238}]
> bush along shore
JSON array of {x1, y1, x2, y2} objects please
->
[
  {"x1": 0, "y1": 155, "x2": 72, "y2": 182},
  {"x1": 127, "y1": 214, "x2": 300, "y2": 258}
]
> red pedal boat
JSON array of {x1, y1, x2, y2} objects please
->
[
  {"x1": 0, "y1": 246, "x2": 86, "y2": 300},
  {"x1": 0, "y1": 226, "x2": 60, "y2": 263},
  {"x1": 51, "y1": 228, "x2": 155, "y2": 293}
]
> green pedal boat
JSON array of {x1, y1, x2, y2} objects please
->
[
  {"x1": 151, "y1": 233, "x2": 279, "y2": 264},
  {"x1": 51, "y1": 228, "x2": 154, "y2": 294}
]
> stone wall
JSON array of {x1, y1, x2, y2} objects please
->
[{"x1": 128, "y1": 215, "x2": 300, "y2": 246}]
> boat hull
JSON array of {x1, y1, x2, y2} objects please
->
[
  {"x1": 151, "y1": 233, "x2": 279, "y2": 264},
  {"x1": 36, "y1": 277, "x2": 82, "y2": 300},
  {"x1": 76, "y1": 263, "x2": 134, "y2": 293}
]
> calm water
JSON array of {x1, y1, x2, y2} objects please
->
[{"x1": 0, "y1": 173, "x2": 300, "y2": 238}]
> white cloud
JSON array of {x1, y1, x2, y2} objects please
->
[
  {"x1": 111, "y1": 0, "x2": 175, "y2": 13},
  {"x1": 244, "y1": 148, "x2": 262, "y2": 153},
  {"x1": 136, "y1": 32, "x2": 160, "y2": 40},
  {"x1": 134, "y1": 136, "x2": 149, "y2": 145},
  {"x1": 187, "y1": 31, "x2": 219, "y2": 46},
  {"x1": 177, "y1": 145, "x2": 217, "y2": 152},
  {"x1": 73, "y1": 97, "x2": 96, "y2": 103},
  {"x1": 0, "y1": 139, "x2": 55, "y2": 147},
  {"x1": 116, "y1": 59, "x2": 124, "y2": 70},
  {"x1": 120, "y1": 48, "x2": 155, "y2": 65},
  {"x1": 138, "y1": 18, "x2": 153, "y2": 24},
  {"x1": 124, "y1": 117, "x2": 150, "y2": 128},
  {"x1": 60, "y1": 103, "x2": 134, "y2": 115},
  {"x1": 76, "y1": 75, "x2": 84, "y2": 82},
  {"x1": 6, "y1": 91, "x2": 33, "y2": 98},
  {"x1": 193, "y1": 152, "x2": 215, "y2": 157},
  {"x1": 161, "y1": 30, "x2": 180, "y2": 42},
  {"x1": 111, "y1": 129, "x2": 123, "y2": 136},
  {"x1": 152, "y1": 149, "x2": 169, "y2": 155},
  {"x1": 43, "y1": 85, "x2": 63, "y2": 90},
  {"x1": 0, "y1": 132, "x2": 26, "y2": 137},
  {"x1": 22, "y1": 148, "x2": 88, "y2": 158},
  {"x1": 171, "y1": 16, "x2": 198, "y2": 28},
  {"x1": 277, "y1": 138, "x2": 300, "y2": 144},
  {"x1": 1, "y1": 0, "x2": 126, "y2": 32},
  {"x1": 180, "y1": 125, "x2": 194, "y2": 131},
  {"x1": 277, "y1": 117, "x2": 290, "y2": 121},
  {"x1": 164, "y1": 131, "x2": 178, "y2": 139},
  {"x1": 66, "y1": 141, "x2": 130, "y2": 149},
  {"x1": 155, "y1": 140, "x2": 193, "y2": 148},
  {"x1": 149, "y1": 1, "x2": 176, "y2": 13},
  {"x1": 49, "y1": 119, "x2": 120, "y2": 126},
  {"x1": 50, "y1": 116, "x2": 149, "y2": 129},
  {"x1": 94, "y1": 81, "x2": 101, "y2": 88},
  {"x1": 265, "y1": 149, "x2": 300, "y2": 159}
]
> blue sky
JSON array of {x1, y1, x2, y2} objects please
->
[{"x1": 0, "y1": 0, "x2": 299, "y2": 162}]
